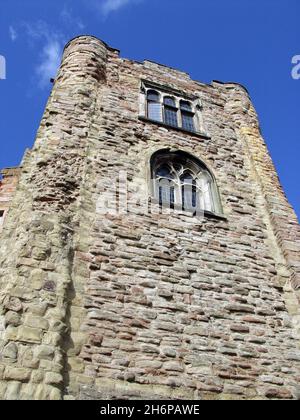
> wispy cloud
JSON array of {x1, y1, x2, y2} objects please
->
[
  {"x1": 9, "y1": 26, "x2": 18, "y2": 42},
  {"x1": 12, "y1": 5, "x2": 87, "y2": 89},
  {"x1": 21, "y1": 21, "x2": 64, "y2": 88},
  {"x1": 102, "y1": 0, "x2": 131, "y2": 14},
  {"x1": 36, "y1": 40, "x2": 62, "y2": 88},
  {"x1": 94, "y1": 0, "x2": 144, "y2": 17},
  {"x1": 60, "y1": 6, "x2": 86, "y2": 31}
]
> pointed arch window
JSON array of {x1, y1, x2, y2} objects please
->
[
  {"x1": 152, "y1": 151, "x2": 222, "y2": 214},
  {"x1": 147, "y1": 90, "x2": 162, "y2": 122}
]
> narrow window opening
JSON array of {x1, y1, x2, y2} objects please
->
[
  {"x1": 147, "y1": 90, "x2": 162, "y2": 122},
  {"x1": 180, "y1": 101, "x2": 195, "y2": 132},
  {"x1": 164, "y1": 97, "x2": 178, "y2": 128},
  {"x1": 181, "y1": 173, "x2": 197, "y2": 210}
]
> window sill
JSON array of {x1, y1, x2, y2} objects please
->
[
  {"x1": 138, "y1": 116, "x2": 211, "y2": 140},
  {"x1": 201, "y1": 210, "x2": 227, "y2": 221},
  {"x1": 150, "y1": 198, "x2": 227, "y2": 221}
]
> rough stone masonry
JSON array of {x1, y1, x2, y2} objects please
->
[{"x1": 0, "y1": 36, "x2": 300, "y2": 400}]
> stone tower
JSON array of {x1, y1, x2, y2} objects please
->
[{"x1": 0, "y1": 36, "x2": 300, "y2": 400}]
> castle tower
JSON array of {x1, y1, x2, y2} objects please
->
[{"x1": 0, "y1": 36, "x2": 300, "y2": 400}]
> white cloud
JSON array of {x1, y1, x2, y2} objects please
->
[
  {"x1": 99, "y1": 0, "x2": 143, "y2": 16},
  {"x1": 60, "y1": 6, "x2": 85, "y2": 30},
  {"x1": 101, "y1": 0, "x2": 131, "y2": 14},
  {"x1": 22, "y1": 20, "x2": 57, "y2": 42},
  {"x1": 21, "y1": 21, "x2": 64, "y2": 89},
  {"x1": 9, "y1": 26, "x2": 18, "y2": 42},
  {"x1": 36, "y1": 40, "x2": 62, "y2": 88},
  {"x1": 18, "y1": 9, "x2": 86, "y2": 88}
]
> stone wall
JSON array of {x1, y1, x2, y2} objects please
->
[
  {"x1": 0, "y1": 36, "x2": 300, "y2": 400},
  {"x1": 0, "y1": 168, "x2": 21, "y2": 232}
]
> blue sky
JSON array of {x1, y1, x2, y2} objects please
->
[{"x1": 0, "y1": 0, "x2": 299, "y2": 218}]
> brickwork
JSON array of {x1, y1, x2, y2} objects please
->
[{"x1": 0, "y1": 36, "x2": 299, "y2": 400}]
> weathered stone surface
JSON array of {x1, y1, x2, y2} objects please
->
[
  {"x1": 45, "y1": 372, "x2": 63, "y2": 385},
  {"x1": 34, "y1": 345, "x2": 55, "y2": 361},
  {"x1": 0, "y1": 35, "x2": 299, "y2": 401},
  {"x1": 5, "y1": 311, "x2": 21, "y2": 327},
  {"x1": 17, "y1": 327, "x2": 43, "y2": 344},
  {"x1": 2, "y1": 342, "x2": 18, "y2": 361},
  {"x1": 4, "y1": 367, "x2": 31, "y2": 382}
]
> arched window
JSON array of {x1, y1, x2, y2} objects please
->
[
  {"x1": 152, "y1": 151, "x2": 222, "y2": 214},
  {"x1": 163, "y1": 96, "x2": 178, "y2": 127},
  {"x1": 147, "y1": 90, "x2": 162, "y2": 122},
  {"x1": 180, "y1": 101, "x2": 195, "y2": 132}
]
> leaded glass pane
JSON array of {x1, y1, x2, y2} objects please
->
[
  {"x1": 148, "y1": 102, "x2": 162, "y2": 122},
  {"x1": 164, "y1": 107, "x2": 178, "y2": 127},
  {"x1": 180, "y1": 173, "x2": 194, "y2": 182},
  {"x1": 182, "y1": 184, "x2": 197, "y2": 209},
  {"x1": 147, "y1": 90, "x2": 160, "y2": 102},
  {"x1": 180, "y1": 101, "x2": 192, "y2": 111},
  {"x1": 202, "y1": 179, "x2": 213, "y2": 212},
  {"x1": 156, "y1": 165, "x2": 173, "y2": 179},
  {"x1": 164, "y1": 97, "x2": 176, "y2": 107},
  {"x1": 182, "y1": 112, "x2": 195, "y2": 132},
  {"x1": 159, "y1": 184, "x2": 175, "y2": 206}
]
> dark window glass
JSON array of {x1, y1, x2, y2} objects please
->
[
  {"x1": 180, "y1": 101, "x2": 192, "y2": 111},
  {"x1": 147, "y1": 90, "x2": 160, "y2": 102},
  {"x1": 156, "y1": 165, "x2": 173, "y2": 179},
  {"x1": 182, "y1": 112, "x2": 195, "y2": 132},
  {"x1": 180, "y1": 101, "x2": 195, "y2": 132},
  {"x1": 164, "y1": 107, "x2": 178, "y2": 127},
  {"x1": 180, "y1": 173, "x2": 194, "y2": 182},
  {"x1": 164, "y1": 97, "x2": 176, "y2": 107}
]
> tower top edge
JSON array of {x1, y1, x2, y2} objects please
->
[
  {"x1": 64, "y1": 35, "x2": 120, "y2": 54},
  {"x1": 62, "y1": 36, "x2": 250, "y2": 95}
]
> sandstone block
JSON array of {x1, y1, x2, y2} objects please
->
[
  {"x1": 4, "y1": 367, "x2": 31, "y2": 382},
  {"x1": 45, "y1": 372, "x2": 63, "y2": 385},
  {"x1": 24, "y1": 315, "x2": 49, "y2": 331},
  {"x1": 17, "y1": 326, "x2": 43, "y2": 344}
]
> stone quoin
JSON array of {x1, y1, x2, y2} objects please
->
[{"x1": 0, "y1": 36, "x2": 300, "y2": 400}]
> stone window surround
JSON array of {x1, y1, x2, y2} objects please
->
[
  {"x1": 149, "y1": 149, "x2": 226, "y2": 220},
  {"x1": 139, "y1": 80, "x2": 210, "y2": 139}
]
